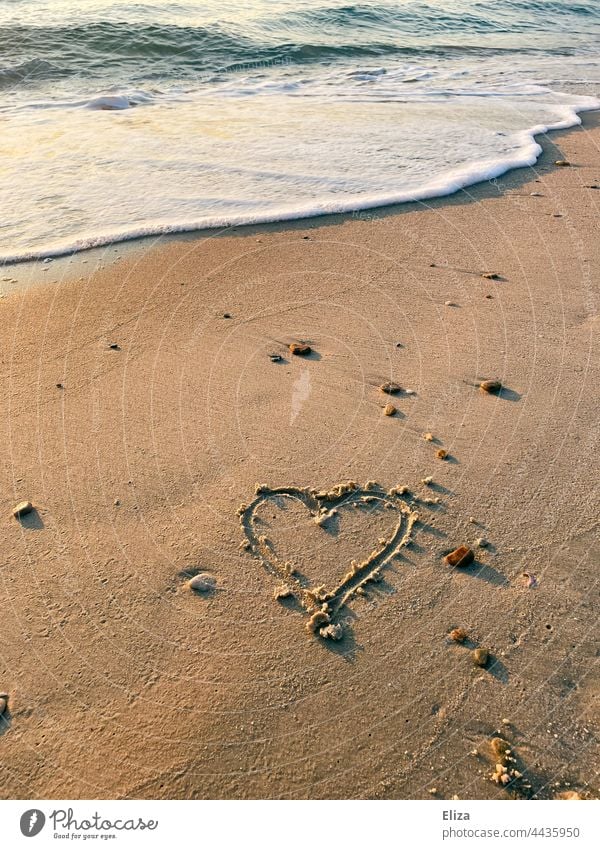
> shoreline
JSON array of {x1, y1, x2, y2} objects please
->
[
  {"x1": 0, "y1": 105, "x2": 598, "y2": 800},
  {"x1": 2, "y1": 108, "x2": 599, "y2": 297}
]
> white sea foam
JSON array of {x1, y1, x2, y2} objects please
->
[{"x1": 0, "y1": 59, "x2": 598, "y2": 263}]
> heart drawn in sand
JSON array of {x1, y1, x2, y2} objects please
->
[{"x1": 238, "y1": 482, "x2": 418, "y2": 639}]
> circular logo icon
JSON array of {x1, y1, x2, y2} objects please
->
[{"x1": 20, "y1": 810, "x2": 46, "y2": 837}]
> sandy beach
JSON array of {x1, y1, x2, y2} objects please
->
[{"x1": 0, "y1": 114, "x2": 598, "y2": 800}]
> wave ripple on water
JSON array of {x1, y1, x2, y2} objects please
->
[{"x1": 1, "y1": 0, "x2": 599, "y2": 261}]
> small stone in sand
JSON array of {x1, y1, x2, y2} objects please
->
[
  {"x1": 289, "y1": 342, "x2": 311, "y2": 356},
  {"x1": 449, "y1": 627, "x2": 468, "y2": 643},
  {"x1": 482, "y1": 272, "x2": 500, "y2": 280},
  {"x1": 522, "y1": 572, "x2": 539, "y2": 589},
  {"x1": 12, "y1": 501, "x2": 34, "y2": 519},
  {"x1": 223, "y1": 312, "x2": 232, "y2": 319},
  {"x1": 472, "y1": 647, "x2": 489, "y2": 667},
  {"x1": 445, "y1": 545, "x2": 474, "y2": 568},
  {"x1": 108, "y1": 342, "x2": 120, "y2": 350},
  {"x1": 530, "y1": 191, "x2": 543, "y2": 197},
  {"x1": 476, "y1": 537, "x2": 488, "y2": 548},
  {"x1": 383, "y1": 403, "x2": 397, "y2": 417},
  {"x1": 444, "y1": 300, "x2": 457, "y2": 307},
  {"x1": 556, "y1": 791, "x2": 582, "y2": 800},
  {"x1": 423, "y1": 432, "x2": 434, "y2": 442},
  {"x1": 436, "y1": 448, "x2": 448, "y2": 460},
  {"x1": 0, "y1": 696, "x2": 6, "y2": 715},
  {"x1": 188, "y1": 573, "x2": 216, "y2": 593},
  {"x1": 56, "y1": 383, "x2": 64, "y2": 389},
  {"x1": 320, "y1": 623, "x2": 343, "y2": 641},
  {"x1": 421, "y1": 475, "x2": 433, "y2": 486},
  {"x1": 269, "y1": 353, "x2": 282, "y2": 362},
  {"x1": 274, "y1": 584, "x2": 293, "y2": 600},
  {"x1": 480, "y1": 379, "x2": 502, "y2": 393},
  {"x1": 555, "y1": 159, "x2": 571, "y2": 166},
  {"x1": 379, "y1": 381, "x2": 402, "y2": 394}
]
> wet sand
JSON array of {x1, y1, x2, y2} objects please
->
[{"x1": 0, "y1": 114, "x2": 599, "y2": 799}]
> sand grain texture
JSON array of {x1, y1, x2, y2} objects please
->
[{"x1": 0, "y1": 117, "x2": 599, "y2": 799}]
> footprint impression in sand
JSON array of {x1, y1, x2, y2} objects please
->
[{"x1": 238, "y1": 482, "x2": 418, "y2": 640}]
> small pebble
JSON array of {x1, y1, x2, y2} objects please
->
[
  {"x1": 436, "y1": 448, "x2": 448, "y2": 460},
  {"x1": 188, "y1": 573, "x2": 216, "y2": 593},
  {"x1": 555, "y1": 160, "x2": 571, "y2": 167},
  {"x1": 445, "y1": 545, "x2": 474, "y2": 568},
  {"x1": 269, "y1": 353, "x2": 282, "y2": 362},
  {"x1": 379, "y1": 381, "x2": 402, "y2": 394},
  {"x1": 423, "y1": 432, "x2": 434, "y2": 442},
  {"x1": 289, "y1": 342, "x2": 311, "y2": 356},
  {"x1": 444, "y1": 300, "x2": 457, "y2": 307},
  {"x1": 476, "y1": 537, "x2": 488, "y2": 548},
  {"x1": 108, "y1": 342, "x2": 120, "y2": 350},
  {"x1": 449, "y1": 627, "x2": 468, "y2": 643},
  {"x1": 472, "y1": 647, "x2": 489, "y2": 667},
  {"x1": 0, "y1": 696, "x2": 6, "y2": 716},
  {"x1": 522, "y1": 572, "x2": 539, "y2": 589},
  {"x1": 530, "y1": 191, "x2": 543, "y2": 197},
  {"x1": 383, "y1": 403, "x2": 397, "y2": 417},
  {"x1": 223, "y1": 312, "x2": 232, "y2": 319},
  {"x1": 421, "y1": 475, "x2": 433, "y2": 485},
  {"x1": 482, "y1": 272, "x2": 500, "y2": 280},
  {"x1": 480, "y1": 379, "x2": 502, "y2": 393},
  {"x1": 12, "y1": 501, "x2": 34, "y2": 518}
]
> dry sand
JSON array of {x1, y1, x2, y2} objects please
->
[{"x1": 0, "y1": 114, "x2": 599, "y2": 800}]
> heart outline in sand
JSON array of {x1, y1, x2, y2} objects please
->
[{"x1": 238, "y1": 482, "x2": 418, "y2": 637}]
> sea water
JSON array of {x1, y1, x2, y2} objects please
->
[{"x1": 1, "y1": 0, "x2": 599, "y2": 261}]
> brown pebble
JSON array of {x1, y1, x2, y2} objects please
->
[
  {"x1": 445, "y1": 545, "x2": 474, "y2": 568},
  {"x1": 482, "y1": 272, "x2": 500, "y2": 280},
  {"x1": 472, "y1": 647, "x2": 489, "y2": 667},
  {"x1": 289, "y1": 342, "x2": 311, "y2": 356},
  {"x1": 12, "y1": 501, "x2": 34, "y2": 519},
  {"x1": 383, "y1": 403, "x2": 397, "y2": 417},
  {"x1": 436, "y1": 448, "x2": 448, "y2": 460},
  {"x1": 480, "y1": 379, "x2": 502, "y2": 393},
  {"x1": 108, "y1": 342, "x2": 120, "y2": 350},
  {"x1": 379, "y1": 381, "x2": 402, "y2": 394},
  {"x1": 423, "y1": 432, "x2": 434, "y2": 442},
  {"x1": 449, "y1": 627, "x2": 468, "y2": 643},
  {"x1": 555, "y1": 160, "x2": 571, "y2": 167}
]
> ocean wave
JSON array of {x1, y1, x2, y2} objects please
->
[
  {"x1": 0, "y1": 58, "x2": 71, "y2": 89},
  {"x1": 1, "y1": 97, "x2": 597, "y2": 265}
]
